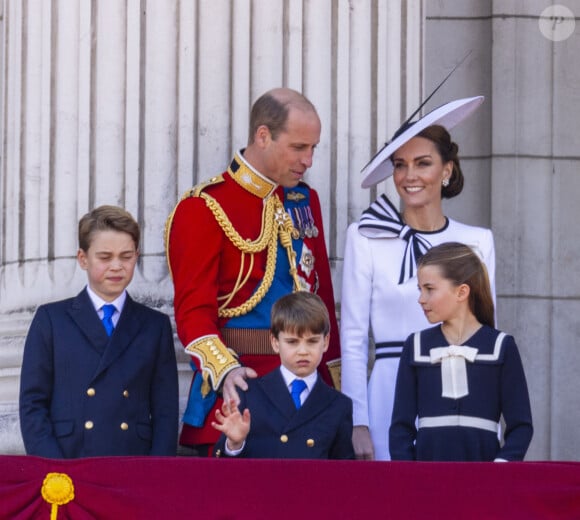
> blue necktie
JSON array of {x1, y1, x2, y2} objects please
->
[
  {"x1": 290, "y1": 379, "x2": 307, "y2": 409},
  {"x1": 101, "y1": 304, "x2": 116, "y2": 337}
]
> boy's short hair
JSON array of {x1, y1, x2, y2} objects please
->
[
  {"x1": 270, "y1": 291, "x2": 330, "y2": 338},
  {"x1": 78, "y1": 205, "x2": 140, "y2": 252}
]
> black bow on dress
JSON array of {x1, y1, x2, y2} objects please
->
[{"x1": 358, "y1": 195, "x2": 441, "y2": 284}]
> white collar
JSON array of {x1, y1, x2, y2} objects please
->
[
  {"x1": 86, "y1": 285, "x2": 127, "y2": 314},
  {"x1": 279, "y1": 364, "x2": 318, "y2": 391}
]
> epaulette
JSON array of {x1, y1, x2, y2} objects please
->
[
  {"x1": 164, "y1": 175, "x2": 225, "y2": 277},
  {"x1": 190, "y1": 174, "x2": 225, "y2": 197}
]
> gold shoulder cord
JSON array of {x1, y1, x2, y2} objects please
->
[
  {"x1": 165, "y1": 180, "x2": 300, "y2": 319},
  {"x1": 164, "y1": 177, "x2": 225, "y2": 278},
  {"x1": 199, "y1": 191, "x2": 275, "y2": 253},
  {"x1": 273, "y1": 197, "x2": 301, "y2": 291},
  {"x1": 201, "y1": 192, "x2": 300, "y2": 318},
  {"x1": 167, "y1": 178, "x2": 303, "y2": 389}
]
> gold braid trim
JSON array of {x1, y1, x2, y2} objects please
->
[
  {"x1": 201, "y1": 193, "x2": 300, "y2": 318},
  {"x1": 167, "y1": 186, "x2": 300, "y2": 319},
  {"x1": 218, "y1": 239, "x2": 277, "y2": 318},
  {"x1": 275, "y1": 198, "x2": 302, "y2": 291},
  {"x1": 326, "y1": 358, "x2": 342, "y2": 390},
  {"x1": 199, "y1": 191, "x2": 276, "y2": 253},
  {"x1": 185, "y1": 335, "x2": 240, "y2": 391},
  {"x1": 164, "y1": 176, "x2": 225, "y2": 279},
  {"x1": 201, "y1": 193, "x2": 277, "y2": 318},
  {"x1": 217, "y1": 251, "x2": 254, "y2": 309}
]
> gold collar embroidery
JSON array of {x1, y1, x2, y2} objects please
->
[{"x1": 228, "y1": 151, "x2": 277, "y2": 199}]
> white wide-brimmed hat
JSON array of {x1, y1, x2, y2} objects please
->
[{"x1": 360, "y1": 95, "x2": 484, "y2": 188}]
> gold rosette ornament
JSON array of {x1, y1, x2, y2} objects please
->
[{"x1": 41, "y1": 472, "x2": 75, "y2": 520}]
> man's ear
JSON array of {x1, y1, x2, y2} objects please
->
[
  {"x1": 77, "y1": 249, "x2": 88, "y2": 270},
  {"x1": 254, "y1": 125, "x2": 272, "y2": 148},
  {"x1": 270, "y1": 332, "x2": 280, "y2": 354}
]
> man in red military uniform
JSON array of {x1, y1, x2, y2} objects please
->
[{"x1": 165, "y1": 88, "x2": 341, "y2": 453}]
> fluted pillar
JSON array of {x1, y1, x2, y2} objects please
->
[{"x1": 0, "y1": 0, "x2": 418, "y2": 454}]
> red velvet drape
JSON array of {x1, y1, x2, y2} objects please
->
[{"x1": 1, "y1": 456, "x2": 579, "y2": 519}]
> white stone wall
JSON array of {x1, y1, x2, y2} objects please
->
[
  {"x1": 491, "y1": 0, "x2": 580, "y2": 461},
  {"x1": 4, "y1": 0, "x2": 578, "y2": 461},
  {"x1": 0, "y1": 0, "x2": 422, "y2": 454},
  {"x1": 426, "y1": 0, "x2": 580, "y2": 461}
]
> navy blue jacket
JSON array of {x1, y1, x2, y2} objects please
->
[
  {"x1": 214, "y1": 368, "x2": 354, "y2": 459},
  {"x1": 19, "y1": 289, "x2": 178, "y2": 458},
  {"x1": 390, "y1": 325, "x2": 533, "y2": 461}
]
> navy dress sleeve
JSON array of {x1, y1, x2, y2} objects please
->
[
  {"x1": 496, "y1": 335, "x2": 533, "y2": 461},
  {"x1": 389, "y1": 334, "x2": 418, "y2": 460}
]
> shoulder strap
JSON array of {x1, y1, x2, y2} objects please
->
[{"x1": 163, "y1": 176, "x2": 226, "y2": 275}]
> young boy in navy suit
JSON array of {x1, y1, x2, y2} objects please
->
[
  {"x1": 212, "y1": 292, "x2": 354, "y2": 459},
  {"x1": 19, "y1": 205, "x2": 178, "y2": 458}
]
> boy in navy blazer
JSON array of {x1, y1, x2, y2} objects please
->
[
  {"x1": 212, "y1": 292, "x2": 354, "y2": 459},
  {"x1": 19, "y1": 205, "x2": 178, "y2": 458}
]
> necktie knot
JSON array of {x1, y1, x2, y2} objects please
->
[
  {"x1": 290, "y1": 379, "x2": 307, "y2": 409},
  {"x1": 101, "y1": 304, "x2": 116, "y2": 337}
]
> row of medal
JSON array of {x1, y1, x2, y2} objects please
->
[{"x1": 289, "y1": 206, "x2": 319, "y2": 239}]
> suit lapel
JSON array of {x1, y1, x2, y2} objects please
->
[
  {"x1": 258, "y1": 369, "x2": 297, "y2": 420},
  {"x1": 286, "y1": 377, "x2": 336, "y2": 431},
  {"x1": 93, "y1": 294, "x2": 142, "y2": 378},
  {"x1": 67, "y1": 289, "x2": 110, "y2": 354},
  {"x1": 257, "y1": 369, "x2": 337, "y2": 430}
]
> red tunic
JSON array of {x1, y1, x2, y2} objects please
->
[{"x1": 166, "y1": 152, "x2": 340, "y2": 446}]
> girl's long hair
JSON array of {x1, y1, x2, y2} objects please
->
[{"x1": 418, "y1": 242, "x2": 495, "y2": 327}]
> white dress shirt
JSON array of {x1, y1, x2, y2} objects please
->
[{"x1": 86, "y1": 285, "x2": 127, "y2": 327}]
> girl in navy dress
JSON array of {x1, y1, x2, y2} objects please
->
[{"x1": 389, "y1": 242, "x2": 533, "y2": 461}]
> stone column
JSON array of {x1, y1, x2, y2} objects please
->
[
  {"x1": 425, "y1": 0, "x2": 580, "y2": 461},
  {"x1": 490, "y1": 1, "x2": 580, "y2": 461},
  {"x1": 0, "y1": 0, "x2": 181, "y2": 454},
  {"x1": 0, "y1": 0, "x2": 417, "y2": 454}
]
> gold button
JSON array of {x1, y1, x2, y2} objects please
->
[
  {"x1": 123, "y1": 390, "x2": 129, "y2": 398},
  {"x1": 84, "y1": 421, "x2": 94, "y2": 430},
  {"x1": 120, "y1": 422, "x2": 129, "y2": 431},
  {"x1": 307, "y1": 439, "x2": 315, "y2": 448},
  {"x1": 280, "y1": 435, "x2": 288, "y2": 443},
  {"x1": 215, "y1": 449, "x2": 222, "y2": 458},
  {"x1": 86, "y1": 388, "x2": 96, "y2": 397}
]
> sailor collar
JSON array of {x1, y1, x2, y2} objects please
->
[{"x1": 228, "y1": 150, "x2": 278, "y2": 199}]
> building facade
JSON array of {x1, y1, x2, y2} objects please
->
[{"x1": 1, "y1": 0, "x2": 579, "y2": 460}]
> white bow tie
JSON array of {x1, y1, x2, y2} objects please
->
[{"x1": 430, "y1": 345, "x2": 479, "y2": 399}]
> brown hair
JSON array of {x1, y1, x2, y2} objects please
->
[
  {"x1": 270, "y1": 291, "x2": 330, "y2": 338},
  {"x1": 418, "y1": 242, "x2": 494, "y2": 327},
  {"x1": 415, "y1": 124, "x2": 464, "y2": 199},
  {"x1": 78, "y1": 205, "x2": 140, "y2": 252},
  {"x1": 248, "y1": 88, "x2": 317, "y2": 143}
]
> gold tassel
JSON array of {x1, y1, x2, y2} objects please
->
[
  {"x1": 200, "y1": 370, "x2": 211, "y2": 397},
  {"x1": 273, "y1": 196, "x2": 301, "y2": 292},
  {"x1": 41, "y1": 472, "x2": 75, "y2": 520}
]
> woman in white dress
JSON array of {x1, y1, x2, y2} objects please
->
[{"x1": 340, "y1": 97, "x2": 496, "y2": 460}]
